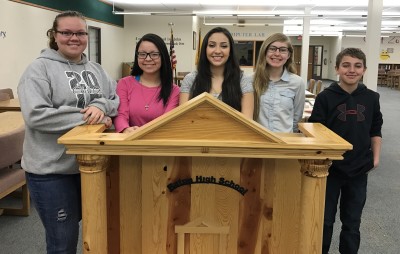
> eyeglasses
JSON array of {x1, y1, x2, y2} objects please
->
[
  {"x1": 267, "y1": 46, "x2": 289, "y2": 54},
  {"x1": 56, "y1": 31, "x2": 88, "y2": 38},
  {"x1": 137, "y1": 52, "x2": 161, "y2": 60}
]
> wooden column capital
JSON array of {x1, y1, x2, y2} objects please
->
[
  {"x1": 77, "y1": 154, "x2": 109, "y2": 174},
  {"x1": 298, "y1": 159, "x2": 332, "y2": 178}
]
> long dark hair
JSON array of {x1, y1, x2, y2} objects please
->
[
  {"x1": 191, "y1": 27, "x2": 242, "y2": 111},
  {"x1": 46, "y1": 11, "x2": 86, "y2": 50},
  {"x1": 131, "y1": 33, "x2": 173, "y2": 106}
]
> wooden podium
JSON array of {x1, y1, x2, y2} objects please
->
[{"x1": 59, "y1": 93, "x2": 351, "y2": 254}]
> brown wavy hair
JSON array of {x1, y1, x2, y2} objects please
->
[{"x1": 46, "y1": 10, "x2": 86, "y2": 50}]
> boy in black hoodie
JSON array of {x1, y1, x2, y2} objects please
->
[{"x1": 308, "y1": 48, "x2": 383, "y2": 254}]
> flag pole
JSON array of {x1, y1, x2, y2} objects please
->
[
  {"x1": 168, "y1": 22, "x2": 177, "y2": 84},
  {"x1": 196, "y1": 28, "x2": 202, "y2": 66}
]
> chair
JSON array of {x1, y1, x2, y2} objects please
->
[
  {"x1": 307, "y1": 79, "x2": 315, "y2": 93},
  {"x1": 315, "y1": 80, "x2": 323, "y2": 95},
  {"x1": 377, "y1": 69, "x2": 387, "y2": 86},
  {"x1": 386, "y1": 70, "x2": 399, "y2": 89},
  {"x1": 392, "y1": 70, "x2": 400, "y2": 89},
  {"x1": 0, "y1": 122, "x2": 30, "y2": 216},
  {"x1": 0, "y1": 88, "x2": 14, "y2": 99},
  {"x1": 175, "y1": 72, "x2": 190, "y2": 86},
  {"x1": 177, "y1": 72, "x2": 190, "y2": 77},
  {"x1": 0, "y1": 93, "x2": 10, "y2": 101}
]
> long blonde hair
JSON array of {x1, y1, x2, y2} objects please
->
[{"x1": 253, "y1": 33, "x2": 297, "y2": 120}]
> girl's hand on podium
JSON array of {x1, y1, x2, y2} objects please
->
[
  {"x1": 123, "y1": 126, "x2": 139, "y2": 133},
  {"x1": 81, "y1": 106, "x2": 105, "y2": 125},
  {"x1": 104, "y1": 116, "x2": 112, "y2": 128}
]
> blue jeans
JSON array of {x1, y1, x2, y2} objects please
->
[
  {"x1": 322, "y1": 172, "x2": 368, "y2": 254},
  {"x1": 26, "y1": 172, "x2": 82, "y2": 254}
]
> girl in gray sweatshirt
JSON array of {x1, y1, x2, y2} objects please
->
[{"x1": 17, "y1": 10, "x2": 119, "y2": 253}]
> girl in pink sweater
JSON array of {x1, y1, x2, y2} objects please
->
[{"x1": 114, "y1": 33, "x2": 180, "y2": 133}]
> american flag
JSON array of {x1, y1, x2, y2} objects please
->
[
  {"x1": 170, "y1": 28, "x2": 177, "y2": 70},
  {"x1": 195, "y1": 29, "x2": 202, "y2": 66}
]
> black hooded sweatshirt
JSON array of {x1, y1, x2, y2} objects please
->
[{"x1": 308, "y1": 82, "x2": 383, "y2": 178}]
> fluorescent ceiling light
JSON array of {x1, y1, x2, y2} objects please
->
[
  {"x1": 199, "y1": 0, "x2": 291, "y2": 5},
  {"x1": 313, "y1": 11, "x2": 366, "y2": 16},
  {"x1": 343, "y1": 34, "x2": 365, "y2": 37},
  {"x1": 284, "y1": 30, "x2": 342, "y2": 36},
  {"x1": 236, "y1": 11, "x2": 305, "y2": 16},
  {"x1": 111, "y1": 0, "x2": 311, "y2": 5},
  {"x1": 111, "y1": 0, "x2": 400, "y2": 7},
  {"x1": 203, "y1": 22, "x2": 284, "y2": 26},
  {"x1": 194, "y1": 10, "x2": 235, "y2": 16},
  {"x1": 113, "y1": 0, "x2": 161, "y2": 4},
  {"x1": 284, "y1": 19, "x2": 348, "y2": 25},
  {"x1": 111, "y1": 0, "x2": 266, "y2": 4},
  {"x1": 113, "y1": 11, "x2": 151, "y2": 15},
  {"x1": 382, "y1": 21, "x2": 400, "y2": 26}
]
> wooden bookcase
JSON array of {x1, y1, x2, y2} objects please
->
[{"x1": 379, "y1": 63, "x2": 400, "y2": 71}]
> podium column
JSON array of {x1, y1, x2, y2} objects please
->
[
  {"x1": 77, "y1": 154, "x2": 109, "y2": 254},
  {"x1": 297, "y1": 159, "x2": 332, "y2": 254}
]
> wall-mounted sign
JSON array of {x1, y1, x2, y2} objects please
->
[
  {"x1": 231, "y1": 32, "x2": 266, "y2": 38},
  {"x1": 135, "y1": 36, "x2": 185, "y2": 46},
  {"x1": 167, "y1": 175, "x2": 248, "y2": 195},
  {"x1": 388, "y1": 36, "x2": 400, "y2": 44},
  {"x1": 380, "y1": 49, "x2": 390, "y2": 61}
]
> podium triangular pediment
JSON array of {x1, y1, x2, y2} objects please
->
[
  {"x1": 126, "y1": 93, "x2": 283, "y2": 144},
  {"x1": 58, "y1": 93, "x2": 352, "y2": 159}
]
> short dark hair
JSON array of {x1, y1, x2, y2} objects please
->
[
  {"x1": 131, "y1": 33, "x2": 173, "y2": 106},
  {"x1": 336, "y1": 48, "x2": 367, "y2": 68},
  {"x1": 47, "y1": 11, "x2": 86, "y2": 50}
]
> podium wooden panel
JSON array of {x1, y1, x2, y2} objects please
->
[{"x1": 59, "y1": 93, "x2": 351, "y2": 254}]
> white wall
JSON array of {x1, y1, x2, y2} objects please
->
[
  {"x1": 123, "y1": 15, "x2": 196, "y2": 75},
  {"x1": 328, "y1": 36, "x2": 342, "y2": 81},
  {"x1": 0, "y1": 1, "x2": 125, "y2": 96},
  {"x1": 343, "y1": 36, "x2": 400, "y2": 65},
  {"x1": 191, "y1": 16, "x2": 200, "y2": 71},
  {"x1": 85, "y1": 20, "x2": 125, "y2": 80},
  {"x1": 1, "y1": 1, "x2": 51, "y2": 96}
]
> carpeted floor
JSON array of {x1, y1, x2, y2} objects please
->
[{"x1": 0, "y1": 84, "x2": 399, "y2": 254}]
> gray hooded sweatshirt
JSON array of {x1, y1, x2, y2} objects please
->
[{"x1": 17, "y1": 48, "x2": 119, "y2": 175}]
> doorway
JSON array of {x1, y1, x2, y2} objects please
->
[
  {"x1": 88, "y1": 26, "x2": 101, "y2": 64},
  {"x1": 293, "y1": 45, "x2": 323, "y2": 80}
]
